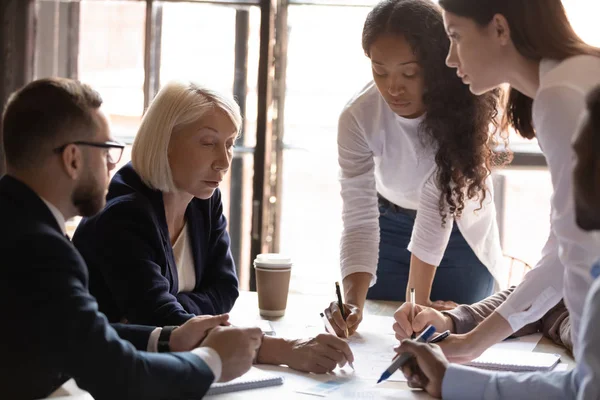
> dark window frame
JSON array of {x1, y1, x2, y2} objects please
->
[{"x1": 6, "y1": 0, "x2": 546, "y2": 291}]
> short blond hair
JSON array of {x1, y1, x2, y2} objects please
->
[{"x1": 132, "y1": 81, "x2": 242, "y2": 192}]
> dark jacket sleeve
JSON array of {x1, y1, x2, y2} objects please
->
[
  {"x1": 75, "y1": 199, "x2": 196, "y2": 326},
  {"x1": 111, "y1": 323, "x2": 155, "y2": 350},
  {"x1": 12, "y1": 234, "x2": 214, "y2": 400},
  {"x1": 176, "y1": 191, "x2": 239, "y2": 316}
]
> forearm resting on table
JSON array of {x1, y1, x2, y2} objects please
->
[
  {"x1": 406, "y1": 254, "x2": 436, "y2": 304},
  {"x1": 256, "y1": 335, "x2": 290, "y2": 365},
  {"x1": 467, "y1": 311, "x2": 514, "y2": 349},
  {"x1": 342, "y1": 272, "x2": 372, "y2": 308}
]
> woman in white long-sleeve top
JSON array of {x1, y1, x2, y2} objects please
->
[
  {"x1": 393, "y1": 84, "x2": 600, "y2": 400},
  {"x1": 426, "y1": 0, "x2": 600, "y2": 364},
  {"x1": 324, "y1": 0, "x2": 508, "y2": 337}
]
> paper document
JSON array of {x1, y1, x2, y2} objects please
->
[
  {"x1": 343, "y1": 329, "x2": 406, "y2": 381},
  {"x1": 309, "y1": 315, "x2": 407, "y2": 382},
  {"x1": 553, "y1": 363, "x2": 569, "y2": 372},
  {"x1": 467, "y1": 348, "x2": 561, "y2": 372},
  {"x1": 206, "y1": 367, "x2": 283, "y2": 395},
  {"x1": 298, "y1": 378, "x2": 428, "y2": 399},
  {"x1": 327, "y1": 382, "x2": 431, "y2": 399},
  {"x1": 461, "y1": 332, "x2": 548, "y2": 372},
  {"x1": 295, "y1": 378, "x2": 352, "y2": 397},
  {"x1": 491, "y1": 333, "x2": 543, "y2": 352},
  {"x1": 230, "y1": 317, "x2": 275, "y2": 336},
  {"x1": 254, "y1": 314, "x2": 423, "y2": 398}
]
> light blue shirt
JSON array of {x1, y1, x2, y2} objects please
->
[{"x1": 442, "y1": 260, "x2": 600, "y2": 400}]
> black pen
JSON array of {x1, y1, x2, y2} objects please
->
[
  {"x1": 429, "y1": 330, "x2": 450, "y2": 344},
  {"x1": 335, "y1": 281, "x2": 349, "y2": 338}
]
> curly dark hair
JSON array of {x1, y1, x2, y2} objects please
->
[{"x1": 362, "y1": 0, "x2": 504, "y2": 223}]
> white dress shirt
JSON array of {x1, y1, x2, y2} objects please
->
[
  {"x1": 41, "y1": 198, "x2": 67, "y2": 236},
  {"x1": 40, "y1": 196, "x2": 222, "y2": 380},
  {"x1": 496, "y1": 56, "x2": 600, "y2": 350},
  {"x1": 442, "y1": 259, "x2": 600, "y2": 400},
  {"x1": 338, "y1": 81, "x2": 507, "y2": 288}
]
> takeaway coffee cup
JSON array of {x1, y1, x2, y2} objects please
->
[{"x1": 254, "y1": 253, "x2": 293, "y2": 317}]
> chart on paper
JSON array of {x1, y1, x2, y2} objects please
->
[{"x1": 297, "y1": 378, "x2": 425, "y2": 399}]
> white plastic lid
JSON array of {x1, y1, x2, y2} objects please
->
[{"x1": 253, "y1": 253, "x2": 293, "y2": 269}]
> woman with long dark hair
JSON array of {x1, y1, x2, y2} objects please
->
[
  {"x1": 324, "y1": 0, "x2": 506, "y2": 337},
  {"x1": 407, "y1": 0, "x2": 600, "y2": 365}
]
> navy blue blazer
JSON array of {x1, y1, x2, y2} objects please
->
[
  {"x1": 0, "y1": 175, "x2": 215, "y2": 400},
  {"x1": 73, "y1": 163, "x2": 239, "y2": 327}
]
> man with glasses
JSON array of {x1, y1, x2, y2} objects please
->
[
  {"x1": 52, "y1": 139, "x2": 125, "y2": 218},
  {"x1": 0, "y1": 78, "x2": 262, "y2": 400},
  {"x1": 53, "y1": 140, "x2": 126, "y2": 165}
]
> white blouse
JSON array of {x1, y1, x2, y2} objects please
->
[
  {"x1": 338, "y1": 81, "x2": 507, "y2": 289},
  {"x1": 496, "y1": 56, "x2": 600, "y2": 351},
  {"x1": 173, "y1": 221, "x2": 196, "y2": 294}
]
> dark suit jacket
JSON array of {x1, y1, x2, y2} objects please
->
[
  {"x1": 0, "y1": 175, "x2": 215, "y2": 400},
  {"x1": 73, "y1": 163, "x2": 239, "y2": 326}
]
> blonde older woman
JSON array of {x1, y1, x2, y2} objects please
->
[{"x1": 73, "y1": 81, "x2": 354, "y2": 373}]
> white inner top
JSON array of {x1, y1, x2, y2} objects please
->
[{"x1": 173, "y1": 221, "x2": 196, "y2": 293}]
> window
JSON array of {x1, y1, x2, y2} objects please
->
[
  {"x1": 278, "y1": 0, "x2": 598, "y2": 295},
  {"x1": 28, "y1": 0, "x2": 600, "y2": 295},
  {"x1": 79, "y1": 1, "x2": 146, "y2": 140},
  {"x1": 280, "y1": 4, "x2": 372, "y2": 295},
  {"x1": 34, "y1": 0, "x2": 266, "y2": 289}
]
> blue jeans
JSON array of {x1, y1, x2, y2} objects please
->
[{"x1": 367, "y1": 197, "x2": 494, "y2": 303}]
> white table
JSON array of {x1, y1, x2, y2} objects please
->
[{"x1": 48, "y1": 291, "x2": 574, "y2": 399}]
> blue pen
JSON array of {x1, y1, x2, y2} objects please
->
[{"x1": 377, "y1": 325, "x2": 436, "y2": 384}]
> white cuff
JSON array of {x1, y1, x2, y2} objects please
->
[
  {"x1": 341, "y1": 265, "x2": 376, "y2": 286},
  {"x1": 442, "y1": 364, "x2": 490, "y2": 400},
  {"x1": 496, "y1": 286, "x2": 560, "y2": 332},
  {"x1": 147, "y1": 327, "x2": 161, "y2": 352},
  {"x1": 407, "y1": 241, "x2": 443, "y2": 266},
  {"x1": 191, "y1": 347, "x2": 223, "y2": 382}
]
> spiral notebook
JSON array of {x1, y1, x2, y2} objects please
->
[
  {"x1": 206, "y1": 367, "x2": 284, "y2": 396},
  {"x1": 467, "y1": 349, "x2": 561, "y2": 372}
]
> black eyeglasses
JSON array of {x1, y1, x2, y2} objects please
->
[{"x1": 53, "y1": 140, "x2": 126, "y2": 164}]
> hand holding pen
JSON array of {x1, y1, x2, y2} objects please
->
[
  {"x1": 377, "y1": 325, "x2": 436, "y2": 383},
  {"x1": 323, "y1": 281, "x2": 362, "y2": 338},
  {"x1": 335, "y1": 282, "x2": 350, "y2": 338},
  {"x1": 394, "y1": 332, "x2": 450, "y2": 398},
  {"x1": 392, "y1": 301, "x2": 455, "y2": 341}
]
